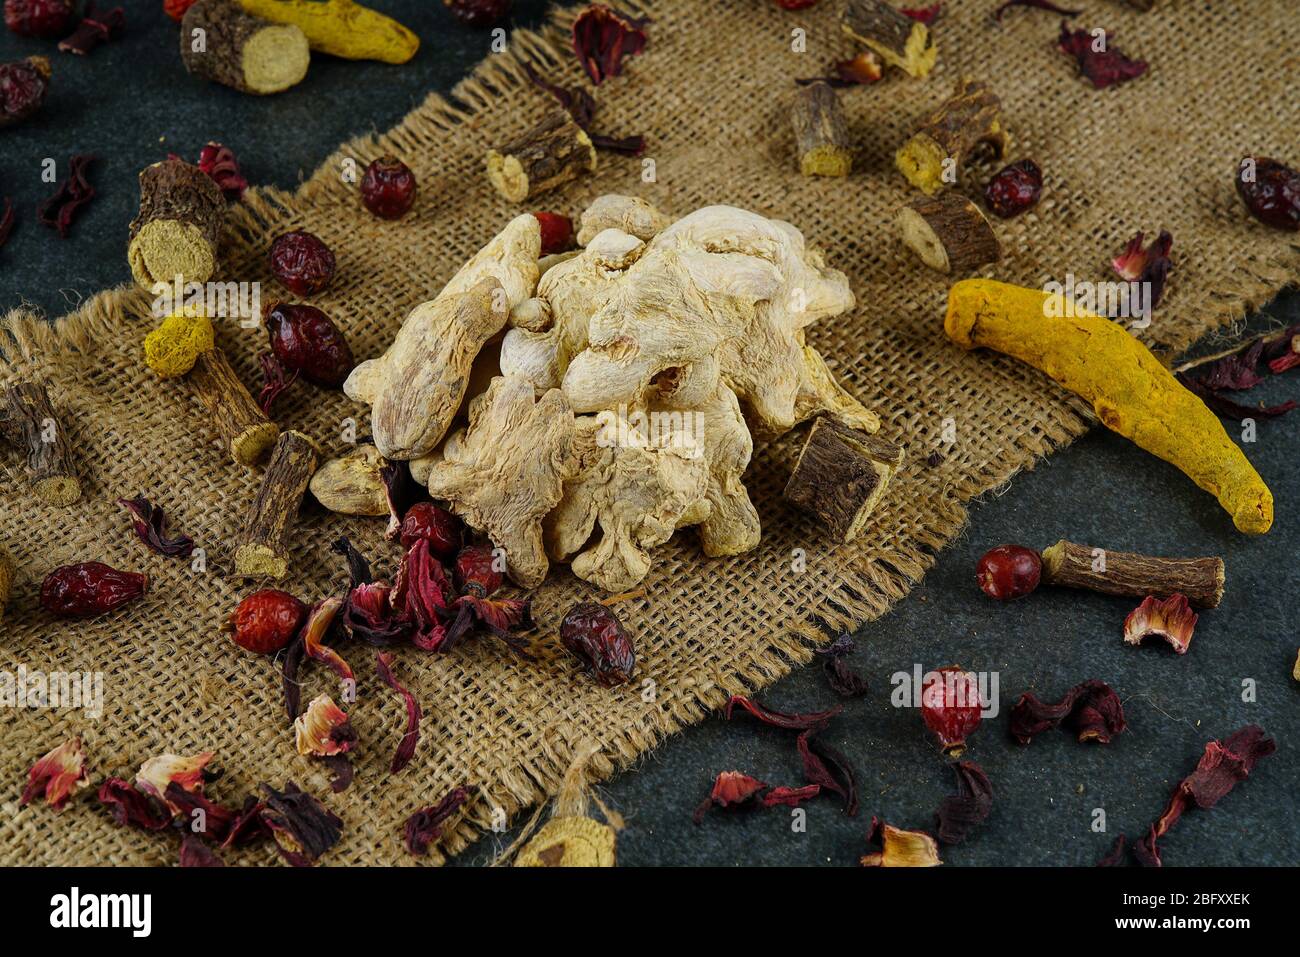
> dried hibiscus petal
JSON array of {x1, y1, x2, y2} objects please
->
[
  {"x1": 376, "y1": 652, "x2": 422, "y2": 773},
  {"x1": 116, "y1": 494, "x2": 195, "y2": 558},
  {"x1": 522, "y1": 61, "x2": 596, "y2": 129},
  {"x1": 394, "y1": 539, "x2": 452, "y2": 652},
  {"x1": 0, "y1": 197, "x2": 14, "y2": 248},
  {"x1": 724, "y1": 694, "x2": 842, "y2": 732},
  {"x1": 899, "y1": 2, "x2": 942, "y2": 22},
  {"x1": 446, "y1": 593, "x2": 534, "y2": 658},
  {"x1": 861, "y1": 817, "x2": 942, "y2": 867},
  {"x1": 36, "y1": 154, "x2": 96, "y2": 238},
  {"x1": 300, "y1": 596, "x2": 354, "y2": 683},
  {"x1": 405, "y1": 785, "x2": 472, "y2": 856},
  {"x1": 256, "y1": 351, "x2": 297, "y2": 417},
  {"x1": 1009, "y1": 679, "x2": 1126, "y2": 745},
  {"x1": 1134, "y1": 724, "x2": 1275, "y2": 867},
  {"x1": 1057, "y1": 23, "x2": 1148, "y2": 90},
  {"x1": 1123, "y1": 594, "x2": 1197, "y2": 655},
  {"x1": 220, "y1": 796, "x2": 270, "y2": 849},
  {"x1": 934, "y1": 761, "x2": 992, "y2": 845},
  {"x1": 294, "y1": 693, "x2": 357, "y2": 757},
  {"x1": 164, "y1": 781, "x2": 238, "y2": 842},
  {"x1": 571, "y1": 4, "x2": 648, "y2": 86},
  {"x1": 692, "y1": 770, "x2": 768, "y2": 824},
  {"x1": 1097, "y1": 834, "x2": 1128, "y2": 867},
  {"x1": 1178, "y1": 373, "x2": 1296, "y2": 421},
  {"x1": 1268, "y1": 335, "x2": 1300, "y2": 374},
  {"x1": 1110, "y1": 230, "x2": 1172, "y2": 314},
  {"x1": 136, "y1": 751, "x2": 214, "y2": 809},
  {"x1": 179, "y1": 832, "x2": 224, "y2": 867},
  {"x1": 98, "y1": 778, "x2": 172, "y2": 831},
  {"x1": 761, "y1": 784, "x2": 821, "y2": 808},
  {"x1": 20, "y1": 738, "x2": 89, "y2": 811},
  {"x1": 797, "y1": 731, "x2": 858, "y2": 816},
  {"x1": 814, "y1": 633, "x2": 868, "y2": 698},
  {"x1": 281, "y1": 632, "x2": 307, "y2": 725},
  {"x1": 57, "y1": 4, "x2": 125, "y2": 57},
  {"x1": 994, "y1": 0, "x2": 1078, "y2": 21},
  {"x1": 259, "y1": 781, "x2": 343, "y2": 867}
]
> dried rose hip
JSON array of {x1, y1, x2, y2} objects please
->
[
  {"x1": 560, "y1": 602, "x2": 636, "y2": 687},
  {"x1": 0, "y1": 56, "x2": 50, "y2": 129},
  {"x1": 360, "y1": 156, "x2": 417, "y2": 220},
  {"x1": 226, "y1": 589, "x2": 307, "y2": 655},
  {"x1": 269, "y1": 230, "x2": 336, "y2": 296},
  {"x1": 4, "y1": 0, "x2": 75, "y2": 37},
  {"x1": 976, "y1": 544, "x2": 1041, "y2": 600},
  {"x1": 399, "y1": 502, "x2": 463, "y2": 559},
  {"x1": 774, "y1": 0, "x2": 820, "y2": 9},
  {"x1": 454, "y1": 543, "x2": 502, "y2": 598},
  {"x1": 533, "y1": 211, "x2": 573, "y2": 256},
  {"x1": 264, "y1": 302, "x2": 354, "y2": 388},
  {"x1": 41, "y1": 562, "x2": 147, "y2": 618},
  {"x1": 921, "y1": 666, "x2": 984, "y2": 756},
  {"x1": 164, "y1": 0, "x2": 198, "y2": 21},
  {"x1": 444, "y1": 0, "x2": 511, "y2": 26},
  {"x1": 984, "y1": 160, "x2": 1042, "y2": 218},
  {"x1": 1236, "y1": 157, "x2": 1300, "y2": 232}
]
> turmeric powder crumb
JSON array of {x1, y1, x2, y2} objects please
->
[{"x1": 144, "y1": 312, "x2": 215, "y2": 378}]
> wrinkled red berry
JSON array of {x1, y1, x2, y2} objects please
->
[
  {"x1": 984, "y1": 159, "x2": 1042, "y2": 218},
  {"x1": 774, "y1": 0, "x2": 820, "y2": 9},
  {"x1": 264, "y1": 302, "x2": 354, "y2": 388},
  {"x1": 226, "y1": 589, "x2": 306, "y2": 655},
  {"x1": 976, "y1": 544, "x2": 1042, "y2": 600},
  {"x1": 399, "y1": 503, "x2": 463, "y2": 559},
  {"x1": 453, "y1": 543, "x2": 502, "y2": 598},
  {"x1": 360, "y1": 156, "x2": 417, "y2": 220},
  {"x1": 1236, "y1": 157, "x2": 1300, "y2": 232},
  {"x1": 41, "y1": 562, "x2": 147, "y2": 618},
  {"x1": 270, "y1": 230, "x2": 336, "y2": 296},
  {"x1": 533, "y1": 211, "x2": 573, "y2": 256},
  {"x1": 560, "y1": 602, "x2": 636, "y2": 687},
  {"x1": 444, "y1": 0, "x2": 511, "y2": 27},
  {"x1": 921, "y1": 666, "x2": 983, "y2": 756},
  {"x1": 0, "y1": 56, "x2": 50, "y2": 129},
  {"x1": 5, "y1": 0, "x2": 75, "y2": 38}
]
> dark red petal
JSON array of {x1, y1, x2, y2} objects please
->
[{"x1": 376, "y1": 652, "x2": 422, "y2": 773}]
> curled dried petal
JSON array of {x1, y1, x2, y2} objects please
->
[
  {"x1": 164, "y1": 781, "x2": 238, "y2": 842},
  {"x1": 294, "y1": 693, "x2": 357, "y2": 757},
  {"x1": 934, "y1": 761, "x2": 992, "y2": 845},
  {"x1": 116, "y1": 494, "x2": 195, "y2": 558},
  {"x1": 301, "y1": 596, "x2": 353, "y2": 682},
  {"x1": 760, "y1": 784, "x2": 820, "y2": 808},
  {"x1": 404, "y1": 786, "x2": 472, "y2": 856},
  {"x1": 257, "y1": 351, "x2": 298, "y2": 417},
  {"x1": 571, "y1": 4, "x2": 648, "y2": 86},
  {"x1": 1109, "y1": 230, "x2": 1172, "y2": 314},
  {"x1": 724, "y1": 694, "x2": 842, "y2": 731},
  {"x1": 97, "y1": 778, "x2": 172, "y2": 831},
  {"x1": 197, "y1": 141, "x2": 248, "y2": 201},
  {"x1": 20, "y1": 738, "x2": 89, "y2": 811},
  {"x1": 1123, "y1": 594, "x2": 1197, "y2": 655},
  {"x1": 136, "y1": 751, "x2": 214, "y2": 809},
  {"x1": 179, "y1": 832, "x2": 224, "y2": 867},
  {"x1": 259, "y1": 781, "x2": 343, "y2": 867},
  {"x1": 376, "y1": 652, "x2": 422, "y2": 773},
  {"x1": 1057, "y1": 23, "x2": 1148, "y2": 89},
  {"x1": 900, "y1": 2, "x2": 942, "y2": 22},
  {"x1": 797, "y1": 730, "x2": 858, "y2": 816},
  {"x1": 861, "y1": 818, "x2": 942, "y2": 867},
  {"x1": 1009, "y1": 679, "x2": 1126, "y2": 744},
  {"x1": 692, "y1": 770, "x2": 768, "y2": 824}
]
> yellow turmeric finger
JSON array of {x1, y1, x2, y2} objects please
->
[
  {"x1": 944, "y1": 278, "x2": 1273, "y2": 534},
  {"x1": 237, "y1": 0, "x2": 419, "y2": 64}
]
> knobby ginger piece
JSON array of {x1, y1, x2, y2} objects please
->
[
  {"x1": 576, "y1": 194, "x2": 668, "y2": 246},
  {"x1": 180, "y1": 0, "x2": 310, "y2": 95},
  {"x1": 945, "y1": 279, "x2": 1273, "y2": 534},
  {"x1": 437, "y1": 212, "x2": 542, "y2": 313},
  {"x1": 545, "y1": 416, "x2": 710, "y2": 592},
  {"x1": 423, "y1": 375, "x2": 579, "y2": 588},
  {"x1": 309, "y1": 443, "x2": 389, "y2": 516},
  {"x1": 345, "y1": 278, "x2": 510, "y2": 460},
  {"x1": 237, "y1": 0, "x2": 418, "y2": 64}
]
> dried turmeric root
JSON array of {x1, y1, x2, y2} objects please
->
[
  {"x1": 236, "y1": 0, "x2": 418, "y2": 64},
  {"x1": 945, "y1": 279, "x2": 1273, "y2": 534}
]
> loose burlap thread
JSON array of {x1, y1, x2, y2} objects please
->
[{"x1": 2, "y1": 0, "x2": 1297, "y2": 865}]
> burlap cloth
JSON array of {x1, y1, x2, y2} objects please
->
[{"x1": 2, "y1": 0, "x2": 1297, "y2": 866}]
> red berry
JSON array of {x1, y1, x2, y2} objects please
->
[
  {"x1": 774, "y1": 0, "x2": 820, "y2": 9},
  {"x1": 40, "y1": 562, "x2": 147, "y2": 618},
  {"x1": 984, "y1": 159, "x2": 1043, "y2": 219},
  {"x1": 269, "y1": 230, "x2": 336, "y2": 296},
  {"x1": 453, "y1": 543, "x2": 502, "y2": 597},
  {"x1": 4, "y1": 0, "x2": 76, "y2": 38},
  {"x1": 360, "y1": 156, "x2": 417, "y2": 220},
  {"x1": 226, "y1": 589, "x2": 306, "y2": 654},
  {"x1": 1236, "y1": 157, "x2": 1300, "y2": 232},
  {"x1": 0, "y1": 56, "x2": 50, "y2": 129},
  {"x1": 533, "y1": 211, "x2": 574, "y2": 256},
  {"x1": 560, "y1": 602, "x2": 636, "y2": 687},
  {"x1": 976, "y1": 544, "x2": 1042, "y2": 600},
  {"x1": 399, "y1": 503, "x2": 463, "y2": 559},
  {"x1": 163, "y1": 0, "x2": 198, "y2": 21},
  {"x1": 445, "y1": 0, "x2": 512, "y2": 27},
  {"x1": 264, "y1": 302, "x2": 354, "y2": 388},
  {"x1": 920, "y1": 666, "x2": 983, "y2": 756}
]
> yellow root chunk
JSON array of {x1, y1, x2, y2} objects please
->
[
  {"x1": 144, "y1": 312, "x2": 215, "y2": 378},
  {"x1": 944, "y1": 279, "x2": 1273, "y2": 534},
  {"x1": 237, "y1": 0, "x2": 418, "y2": 64},
  {"x1": 514, "y1": 816, "x2": 617, "y2": 867}
]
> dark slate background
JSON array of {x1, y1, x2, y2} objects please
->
[{"x1": 2, "y1": 2, "x2": 1296, "y2": 867}]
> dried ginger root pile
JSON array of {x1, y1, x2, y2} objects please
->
[{"x1": 343, "y1": 196, "x2": 880, "y2": 592}]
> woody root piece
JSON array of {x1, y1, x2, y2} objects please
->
[
  {"x1": 128, "y1": 158, "x2": 226, "y2": 290},
  {"x1": 486, "y1": 108, "x2": 597, "y2": 203},
  {"x1": 896, "y1": 78, "x2": 1009, "y2": 195},
  {"x1": 144, "y1": 312, "x2": 280, "y2": 467},
  {"x1": 1041, "y1": 539, "x2": 1225, "y2": 610},
  {"x1": 842, "y1": 0, "x2": 936, "y2": 79},
  {"x1": 792, "y1": 82, "x2": 853, "y2": 178},
  {"x1": 784, "y1": 415, "x2": 903, "y2": 542},
  {"x1": 0, "y1": 548, "x2": 13, "y2": 621},
  {"x1": 897, "y1": 192, "x2": 1000, "y2": 274},
  {"x1": 235, "y1": 430, "x2": 319, "y2": 578},
  {"x1": 0, "y1": 380, "x2": 81, "y2": 506},
  {"x1": 181, "y1": 0, "x2": 310, "y2": 95}
]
